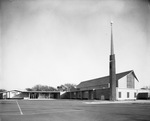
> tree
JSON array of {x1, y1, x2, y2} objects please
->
[
  {"x1": 32, "y1": 85, "x2": 42, "y2": 91},
  {"x1": 64, "y1": 83, "x2": 77, "y2": 89},
  {"x1": 25, "y1": 88, "x2": 33, "y2": 91},
  {"x1": 57, "y1": 83, "x2": 77, "y2": 91},
  {"x1": 0, "y1": 89, "x2": 7, "y2": 92},
  {"x1": 26, "y1": 84, "x2": 57, "y2": 91},
  {"x1": 57, "y1": 85, "x2": 67, "y2": 91}
]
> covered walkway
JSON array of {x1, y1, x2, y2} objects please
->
[{"x1": 0, "y1": 90, "x2": 60, "y2": 99}]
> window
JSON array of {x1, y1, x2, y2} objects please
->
[
  {"x1": 127, "y1": 92, "x2": 130, "y2": 98},
  {"x1": 119, "y1": 92, "x2": 121, "y2": 98},
  {"x1": 134, "y1": 92, "x2": 136, "y2": 98}
]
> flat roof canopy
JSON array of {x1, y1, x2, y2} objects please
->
[
  {"x1": 0, "y1": 90, "x2": 60, "y2": 94},
  {"x1": 21, "y1": 91, "x2": 60, "y2": 93}
]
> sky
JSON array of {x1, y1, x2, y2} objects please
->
[{"x1": 0, "y1": 0, "x2": 150, "y2": 90}]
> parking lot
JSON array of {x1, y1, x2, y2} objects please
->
[{"x1": 0, "y1": 99, "x2": 150, "y2": 121}]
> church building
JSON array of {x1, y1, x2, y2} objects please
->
[
  {"x1": 69, "y1": 22, "x2": 139, "y2": 101},
  {"x1": 69, "y1": 70, "x2": 138, "y2": 100}
]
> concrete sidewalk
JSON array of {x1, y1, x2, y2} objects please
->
[{"x1": 83, "y1": 100, "x2": 150, "y2": 104}]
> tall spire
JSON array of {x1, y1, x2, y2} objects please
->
[
  {"x1": 110, "y1": 21, "x2": 114, "y2": 55},
  {"x1": 109, "y1": 21, "x2": 116, "y2": 101}
]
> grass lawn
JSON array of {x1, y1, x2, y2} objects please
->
[{"x1": 0, "y1": 99, "x2": 150, "y2": 121}]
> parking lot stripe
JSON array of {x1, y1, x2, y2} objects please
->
[{"x1": 16, "y1": 101, "x2": 23, "y2": 115}]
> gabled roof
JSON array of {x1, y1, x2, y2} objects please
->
[{"x1": 77, "y1": 70, "x2": 138, "y2": 88}]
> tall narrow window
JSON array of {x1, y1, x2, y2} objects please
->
[
  {"x1": 119, "y1": 92, "x2": 121, "y2": 98},
  {"x1": 127, "y1": 92, "x2": 130, "y2": 98},
  {"x1": 134, "y1": 92, "x2": 136, "y2": 98}
]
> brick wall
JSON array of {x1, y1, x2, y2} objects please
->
[{"x1": 95, "y1": 88, "x2": 110, "y2": 100}]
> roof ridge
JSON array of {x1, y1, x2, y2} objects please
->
[
  {"x1": 116, "y1": 70, "x2": 133, "y2": 75},
  {"x1": 77, "y1": 70, "x2": 136, "y2": 88},
  {"x1": 79, "y1": 70, "x2": 133, "y2": 84}
]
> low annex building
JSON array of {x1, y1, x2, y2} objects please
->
[
  {"x1": 0, "y1": 90, "x2": 60, "y2": 99},
  {"x1": 69, "y1": 70, "x2": 139, "y2": 100}
]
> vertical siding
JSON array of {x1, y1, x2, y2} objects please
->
[
  {"x1": 127, "y1": 73, "x2": 135, "y2": 88},
  {"x1": 118, "y1": 73, "x2": 136, "y2": 89}
]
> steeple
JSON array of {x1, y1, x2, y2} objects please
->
[
  {"x1": 109, "y1": 21, "x2": 116, "y2": 101},
  {"x1": 110, "y1": 21, "x2": 114, "y2": 55}
]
